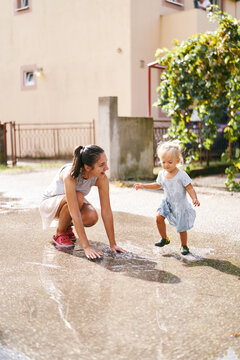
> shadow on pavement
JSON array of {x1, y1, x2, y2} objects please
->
[
  {"x1": 55, "y1": 242, "x2": 181, "y2": 284},
  {"x1": 164, "y1": 253, "x2": 240, "y2": 279}
]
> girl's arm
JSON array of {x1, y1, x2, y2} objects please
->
[
  {"x1": 134, "y1": 182, "x2": 162, "y2": 190},
  {"x1": 185, "y1": 183, "x2": 200, "y2": 206},
  {"x1": 63, "y1": 171, "x2": 103, "y2": 259},
  {"x1": 96, "y1": 175, "x2": 126, "y2": 253}
]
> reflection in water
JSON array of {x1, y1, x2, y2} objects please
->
[
  {"x1": 39, "y1": 246, "x2": 73, "y2": 330},
  {"x1": 164, "y1": 253, "x2": 240, "y2": 279},
  {"x1": 0, "y1": 192, "x2": 22, "y2": 213},
  {"x1": 56, "y1": 242, "x2": 181, "y2": 284},
  {"x1": 39, "y1": 246, "x2": 82, "y2": 356},
  {"x1": 38, "y1": 243, "x2": 180, "y2": 358},
  {"x1": 217, "y1": 348, "x2": 239, "y2": 360},
  {"x1": 0, "y1": 343, "x2": 32, "y2": 360}
]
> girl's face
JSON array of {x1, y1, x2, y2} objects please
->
[
  {"x1": 85, "y1": 152, "x2": 109, "y2": 178},
  {"x1": 160, "y1": 152, "x2": 180, "y2": 173}
]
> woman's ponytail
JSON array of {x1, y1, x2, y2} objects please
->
[
  {"x1": 70, "y1": 144, "x2": 104, "y2": 178},
  {"x1": 71, "y1": 145, "x2": 85, "y2": 178}
]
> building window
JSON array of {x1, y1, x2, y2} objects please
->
[
  {"x1": 211, "y1": 0, "x2": 222, "y2": 7},
  {"x1": 194, "y1": 0, "x2": 222, "y2": 10},
  {"x1": 19, "y1": 0, "x2": 28, "y2": 8},
  {"x1": 24, "y1": 72, "x2": 35, "y2": 87},
  {"x1": 14, "y1": 0, "x2": 32, "y2": 14},
  {"x1": 21, "y1": 65, "x2": 37, "y2": 91},
  {"x1": 165, "y1": 0, "x2": 184, "y2": 7}
]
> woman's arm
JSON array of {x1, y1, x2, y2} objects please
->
[
  {"x1": 134, "y1": 182, "x2": 162, "y2": 190},
  {"x1": 62, "y1": 171, "x2": 102, "y2": 259},
  {"x1": 96, "y1": 175, "x2": 126, "y2": 253},
  {"x1": 185, "y1": 183, "x2": 200, "y2": 206}
]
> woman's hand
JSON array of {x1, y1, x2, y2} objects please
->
[
  {"x1": 111, "y1": 245, "x2": 127, "y2": 253},
  {"x1": 84, "y1": 246, "x2": 103, "y2": 260}
]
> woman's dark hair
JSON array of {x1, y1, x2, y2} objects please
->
[{"x1": 71, "y1": 144, "x2": 104, "y2": 178}]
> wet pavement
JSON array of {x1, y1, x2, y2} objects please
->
[{"x1": 0, "y1": 168, "x2": 240, "y2": 360}]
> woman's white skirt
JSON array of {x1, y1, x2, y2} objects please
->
[{"x1": 39, "y1": 195, "x2": 65, "y2": 229}]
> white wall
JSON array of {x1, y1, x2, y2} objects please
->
[{"x1": 0, "y1": 0, "x2": 132, "y2": 132}]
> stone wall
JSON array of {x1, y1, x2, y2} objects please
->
[{"x1": 98, "y1": 97, "x2": 154, "y2": 180}]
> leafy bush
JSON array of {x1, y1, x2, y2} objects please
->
[{"x1": 155, "y1": 5, "x2": 240, "y2": 191}]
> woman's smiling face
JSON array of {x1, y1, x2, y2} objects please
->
[{"x1": 89, "y1": 152, "x2": 109, "y2": 178}]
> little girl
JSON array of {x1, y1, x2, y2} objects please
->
[{"x1": 135, "y1": 140, "x2": 200, "y2": 255}]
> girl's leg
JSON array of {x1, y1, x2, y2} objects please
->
[
  {"x1": 179, "y1": 231, "x2": 187, "y2": 246},
  {"x1": 156, "y1": 211, "x2": 167, "y2": 238},
  {"x1": 155, "y1": 212, "x2": 170, "y2": 247}
]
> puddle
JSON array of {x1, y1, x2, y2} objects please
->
[
  {"x1": 54, "y1": 242, "x2": 181, "y2": 284},
  {"x1": 217, "y1": 348, "x2": 239, "y2": 360},
  {"x1": 0, "y1": 190, "x2": 40, "y2": 214},
  {"x1": 0, "y1": 192, "x2": 22, "y2": 213},
  {"x1": 0, "y1": 343, "x2": 32, "y2": 360}
]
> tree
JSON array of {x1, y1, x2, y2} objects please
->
[{"x1": 155, "y1": 6, "x2": 240, "y2": 191}]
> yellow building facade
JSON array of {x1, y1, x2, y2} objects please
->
[{"x1": 0, "y1": 0, "x2": 239, "y2": 137}]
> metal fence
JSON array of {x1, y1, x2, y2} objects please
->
[
  {"x1": 3, "y1": 119, "x2": 231, "y2": 167},
  {"x1": 1, "y1": 122, "x2": 17, "y2": 165},
  {"x1": 14, "y1": 120, "x2": 95, "y2": 159},
  {"x1": 153, "y1": 120, "x2": 232, "y2": 166},
  {"x1": 0, "y1": 123, "x2": 7, "y2": 164}
]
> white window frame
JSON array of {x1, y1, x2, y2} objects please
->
[
  {"x1": 21, "y1": 65, "x2": 37, "y2": 91},
  {"x1": 24, "y1": 71, "x2": 35, "y2": 87},
  {"x1": 166, "y1": 0, "x2": 184, "y2": 6},
  {"x1": 15, "y1": 0, "x2": 29, "y2": 11},
  {"x1": 14, "y1": 0, "x2": 32, "y2": 14}
]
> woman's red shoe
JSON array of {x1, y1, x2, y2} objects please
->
[{"x1": 52, "y1": 232, "x2": 75, "y2": 249}]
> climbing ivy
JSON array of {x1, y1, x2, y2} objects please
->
[{"x1": 155, "y1": 6, "x2": 240, "y2": 191}]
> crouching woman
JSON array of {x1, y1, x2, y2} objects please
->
[{"x1": 39, "y1": 144, "x2": 125, "y2": 259}]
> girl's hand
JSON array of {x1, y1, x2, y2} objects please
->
[
  {"x1": 192, "y1": 198, "x2": 200, "y2": 207},
  {"x1": 84, "y1": 246, "x2": 103, "y2": 260},
  {"x1": 134, "y1": 183, "x2": 144, "y2": 190},
  {"x1": 111, "y1": 245, "x2": 127, "y2": 253}
]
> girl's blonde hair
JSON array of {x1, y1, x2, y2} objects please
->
[{"x1": 157, "y1": 140, "x2": 183, "y2": 163}]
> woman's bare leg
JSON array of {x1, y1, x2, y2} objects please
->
[
  {"x1": 55, "y1": 193, "x2": 98, "y2": 234},
  {"x1": 81, "y1": 201, "x2": 98, "y2": 227},
  {"x1": 76, "y1": 192, "x2": 98, "y2": 227},
  {"x1": 56, "y1": 199, "x2": 72, "y2": 234}
]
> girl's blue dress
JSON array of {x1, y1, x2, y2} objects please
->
[{"x1": 156, "y1": 169, "x2": 196, "y2": 233}]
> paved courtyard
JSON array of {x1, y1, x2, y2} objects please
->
[{"x1": 0, "y1": 167, "x2": 239, "y2": 360}]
